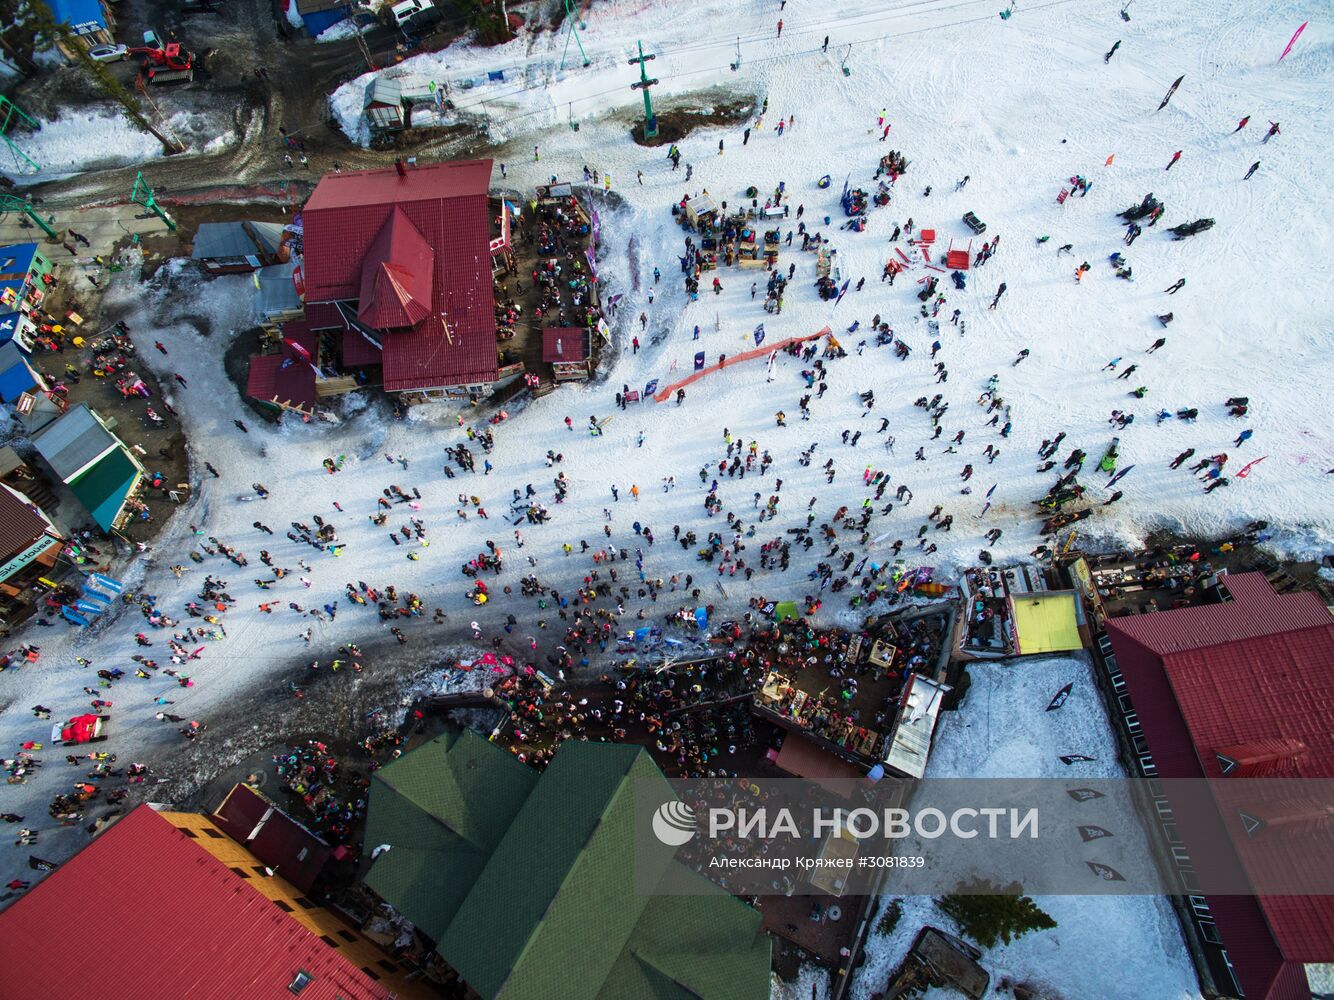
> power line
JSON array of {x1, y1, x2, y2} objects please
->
[{"x1": 440, "y1": 0, "x2": 1095, "y2": 126}]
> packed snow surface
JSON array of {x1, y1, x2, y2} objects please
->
[
  {"x1": 3, "y1": 0, "x2": 1332, "y2": 995},
  {"x1": 2, "y1": 108, "x2": 163, "y2": 182}
]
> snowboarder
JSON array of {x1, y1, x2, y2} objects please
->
[
  {"x1": 1244, "y1": 160, "x2": 1261, "y2": 180},
  {"x1": 1104, "y1": 40, "x2": 1121, "y2": 62},
  {"x1": 1166, "y1": 150, "x2": 1182, "y2": 170},
  {"x1": 1164, "y1": 278, "x2": 1186, "y2": 294},
  {"x1": 1103, "y1": 490, "x2": 1124, "y2": 505},
  {"x1": 988, "y1": 282, "x2": 1007, "y2": 309},
  {"x1": 1234, "y1": 116, "x2": 1250, "y2": 132},
  {"x1": 1013, "y1": 348, "x2": 1030, "y2": 365},
  {"x1": 1233, "y1": 428, "x2": 1254, "y2": 447}
]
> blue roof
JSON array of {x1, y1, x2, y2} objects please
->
[
  {"x1": 0, "y1": 343, "x2": 37, "y2": 403},
  {"x1": 0, "y1": 244, "x2": 39, "y2": 278},
  {"x1": 0, "y1": 311, "x2": 24, "y2": 346},
  {"x1": 47, "y1": 0, "x2": 106, "y2": 32}
]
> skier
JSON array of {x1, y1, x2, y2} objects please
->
[
  {"x1": 1233, "y1": 428, "x2": 1254, "y2": 447},
  {"x1": 1263, "y1": 121, "x2": 1280, "y2": 143},
  {"x1": 1164, "y1": 278, "x2": 1186, "y2": 294},
  {"x1": 988, "y1": 282, "x2": 1007, "y2": 310},
  {"x1": 1146, "y1": 337, "x2": 1166, "y2": 352},
  {"x1": 1234, "y1": 115, "x2": 1250, "y2": 132},
  {"x1": 1166, "y1": 150, "x2": 1182, "y2": 170},
  {"x1": 776, "y1": 19, "x2": 783, "y2": 36},
  {"x1": 1116, "y1": 363, "x2": 1139, "y2": 380},
  {"x1": 1244, "y1": 160, "x2": 1261, "y2": 180},
  {"x1": 1013, "y1": 348, "x2": 1030, "y2": 365},
  {"x1": 1103, "y1": 490, "x2": 1124, "y2": 505},
  {"x1": 1104, "y1": 40, "x2": 1121, "y2": 62}
]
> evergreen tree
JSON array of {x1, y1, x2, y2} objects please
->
[{"x1": 936, "y1": 879, "x2": 1057, "y2": 949}]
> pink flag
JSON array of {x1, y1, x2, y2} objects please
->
[
  {"x1": 1279, "y1": 21, "x2": 1307, "y2": 61},
  {"x1": 1236, "y1": 456, "x2": 1267, "y2": 479}
]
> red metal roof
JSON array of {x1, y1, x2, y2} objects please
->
[
  {"x1": 0, "y1": 805, "x2": 390, "y2": 999},
  {"x1": 342, "y1": 328, "x2": 382, "y2": 367},
  {"x1": 356, "y1": 207, "x2": 433, "y2": 329},
  {"x1": 542, "y1": 326, "x2": 588, "y2": 363},
  {"x1": 301, "y1": 161, "x2": 497, "y2": 391},
  {"x1": 303, "y1": 159, "x2": 492, "y2": 213},
  {"x1": 212, "y1": 784, "x2": 332, "y2": 894},
  {"x1": 247, "y1": 353, "x2": 316, "y2": 414},
  {"x1": 1105, "y1": 574, "x2": 1334, "y2": 987},
  {"x1": 0, "y1": 482, "x2": 50, "y2": 560}
]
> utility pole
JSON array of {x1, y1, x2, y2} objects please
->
[
  {"x1": 131, "y1": 171, "x2": 177, "y2": 232},
  {"x1": 559, "y1": 0, "x2": 589, "y2": 70},
  {"x1": 629, "y1": 41, "x2": 658, "y2": 140}
]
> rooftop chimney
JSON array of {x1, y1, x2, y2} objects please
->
[{"x1": 394, "y1": 159, "x2": 407, "y2": 178}]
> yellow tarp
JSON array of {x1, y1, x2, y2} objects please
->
[{"x1": 1010, "y1": 592, "x2": 1082, "y2": 654}]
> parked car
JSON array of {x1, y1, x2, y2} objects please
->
[
  {"x1": 963, "y1": 211, "x2": 987, "y2": 235},
  {"x1": 88, "y1": 43, "x2": 128, "y2": 62},
  {"x1": 143, "y1": 29, "x2": 164, "y2": 49},
  {"x1": 390, "y1": 0, "x2": 438, "y2": 27}
]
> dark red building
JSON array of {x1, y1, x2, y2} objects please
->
[
  {"x1": 0, "y1": 805, "x2": 391, "y2": 999},
  {"x1": 249, "y1": 159, "x2": 506, "y2": 409},
  {"x1": 1105, "y1": 573, "x2": 1334, "y2": 1000}
]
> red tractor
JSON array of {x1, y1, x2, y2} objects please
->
[
  {"x1": 128, "y1": 42, "x2": 196, "y2": 84},
  {"x1": 51, "y1": 713, "x2": 108, "y2": 746}
]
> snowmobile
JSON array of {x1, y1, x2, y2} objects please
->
[
  {"x1": 1099, "y1": 437, "x2": 1120, "y2": 473},
  {"x1": 1041, "y1": 508, "x2": 1093, "y2": 535},
  {"x1": 1170, "y1": 217, "x2": 1215, "y2": 239},
  {"x1": 1118, "y1": 194, "x2": 1162, "y2": 221}
]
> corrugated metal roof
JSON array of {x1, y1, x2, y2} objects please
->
[
  {"x1": 247, "y1": 354, "x2": 316, "y2": 413},
  {"x1": 542, "y1": 327, "x2": 588, "y2": 363},
  {"x1": 304, "y1": 160, "x2": 491, "y2": 213},
  {"x1": 0, "y1": 341, "x2": 38, "y2": 403},
  {"x1": 212, "y1": 784, "x2": 332, "y2": 894},
  {"x1": 356, "y1": 208, "x2": 433, "y2": 329},
  {"x1": 0, "y1": 805, "x2": 391, "y2": 999},
  {"x1": 31, "y1": 403, "x2": 116, "y2": 482},
  {"x1": 0, "y1": 481, "x2": 50, "y2": 560},
  {"x1": 302, "y1": 162, "x2": 497, "y2": 390},
  {"x1": 1107, "y1": 572, "x2": 1331, "y2": 654},
  {"x1": 1105, "y1": 574, "x2": 1334, "y2": 970},
  {"x1": 342, "y1": 328, "x2": 382, "y2": 366},
  {"x1": 255, "y1": 261, "x2": 302, "y2": 320}
]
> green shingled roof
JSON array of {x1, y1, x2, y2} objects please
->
[
  {"x1": 363, "y1": 730, "x2": 537, "y2": 940},
  {"x1": 363, "y1": 735, "x2": 771, "y2": 1000}
]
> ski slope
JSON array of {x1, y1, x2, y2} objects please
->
[{"x1": 2, "y1": 0, "x2": 1332, "y2": 993}]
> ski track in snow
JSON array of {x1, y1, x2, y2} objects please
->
[{"x1": 3, "y1": 0, "x2": 1332, "y2": 993}]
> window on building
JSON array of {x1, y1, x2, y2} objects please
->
[
  {"x1": 360, "y1": 968, "x2": 382, "y2": 981},
  {"x1": 295, "y1": 897, "x2": 317, "y2": 909},
  {"x1": 230, "y1": 867, "x2": 251, "y2": 879},
  {"x1": 336, "y1": 930, "x2": 357, "y2": 943},
  {"x1": 376, "y1": 960, "x2": 399, "y2": 973},
  {"x1": 319, "y1": 935, "x2": 340, "y2": 949},
  {"x1": 202, "y1": 827, "x2": 224, "y2": 839},
  {"x1": 253, "y1": 866, "x2": 270, "y2": 877},
  {"x1": 288, "y1": 970, "x2": 314, "y2": 995},
  {"x1": 179, "y1": 827, "x2": 198, "y2": 838},
  {"x1": 273, "y1": 899, "x2": 295, "y2": 912}
]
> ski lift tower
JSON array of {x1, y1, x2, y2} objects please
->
[
  {"x1": 0, "y1": 194, "x2": 57, "y2": 240},
  {"x1": 629, "y1": 41, "x2": 658, "y2": 140},
  {"x1": 131, "y1": 171, "x2": 177, "y2": 232},
  {"x1": 0, "y1": 95, "x2": 41, "y2": 176},
  {"x1": 559, "y1": 0, "x2": 590, "y2": 70}
]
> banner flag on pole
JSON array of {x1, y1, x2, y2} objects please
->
[{"x1": 753, "y1": 324, "x2": 765, "y2": 345}]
